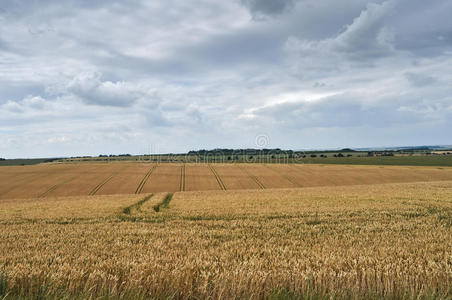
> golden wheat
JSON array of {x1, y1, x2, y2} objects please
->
[{"x1": 0, "y1": 181, "x2": 451, "y2": 298}]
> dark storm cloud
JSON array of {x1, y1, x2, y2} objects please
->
[
  {"x1": 388, "y1": 0, "x2": 452, "y2": 56},
  {"x1": 241, "y1": 0, "x2": 296, "y2": 17}
]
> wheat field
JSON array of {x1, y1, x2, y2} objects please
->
[
  {"x1": 1, "y1": 180, "x2": 452, "y2": 299},
  {"x1": 2, "y1": 163, "x2": 452, "y2": 199}
]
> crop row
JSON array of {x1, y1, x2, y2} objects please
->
[{"x1": 2, "y1": 163, "x2": 452, "y2": 199}]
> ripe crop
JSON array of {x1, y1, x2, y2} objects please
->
[
  {"x1": 1, "y1": 180, "x2": 451, "y2": 299},
  {"x1": 2, "y1": 163, "x2": 452, "y2": 200}
]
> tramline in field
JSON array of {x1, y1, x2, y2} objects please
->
[{"x1": 2, "y1": 162, "x2": 452, "y2": 199}]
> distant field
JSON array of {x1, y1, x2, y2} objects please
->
[
  {"x1": 1, "y1": 181, "x2": 451, "y2": 299},
  {"x1": 301, "y1": 155, "x2": 452, "y2": 166},
  {"x1": 62, "y1": 153, "x2": 452, "y2": 166},
  {"x1": 0, "y1": 158, "x2": 59, "y2": 166},
  {"x1": 1, "y1": 162, "x2": 452, "y2": 199}
]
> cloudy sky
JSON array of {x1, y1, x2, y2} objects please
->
[{"x1": 1, "y1": 0, "x2": 451, "y2": 158}]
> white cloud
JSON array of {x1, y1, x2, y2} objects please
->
[
  {"x1": 1, "y1": 96, "x2": 47, "y2": 113},
  {"x1": 66, "y1": 72, "x2": 149, "y2": 107}
]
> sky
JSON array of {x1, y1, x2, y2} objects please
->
[{"x1": 1, "y1": 0, "x2": 451, "y2": 158}]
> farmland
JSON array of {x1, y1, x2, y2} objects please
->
[
  {"x1": 1, "y1": 162, "x2": 452, "y2": 299},
  {"x1": 61, "y1": 153, "x2": 452, "y2": 167},
  {"x1": 2, "y1": 162, "x2": 452, "y2": 199},
  {"x1": 0, "y1": 181, "x2": 452, "y2": 299}
]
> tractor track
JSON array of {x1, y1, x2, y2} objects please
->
[
  {"x1": 264, "y1": 164, "x2": 301, "y2": 187},
  {"x1": 89, "y1": 174, "x2": 116, "y2": 196},
  {"x1": 208, "y1": 164, "x2": 226, "y2": 190},
  {"x1": 122, "y1": 194, "x2": 154, "y2": 214},
  {"x1": 237, "y1": 165, "x2": 265, "y2": 189},
  {"x1": 153, "y1": 193, "x2": 174, "y2": 212},
  {"x1": 135, "y1": 165, "x2": 158, "y2": 194},
  {"x1": 39, "y1": 177, "x2": 77, "y2": 198},
  {"x1": 179, "y1": 164, "x2": 186, "y2": 191}
]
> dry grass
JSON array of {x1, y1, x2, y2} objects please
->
[{"x1": 1, "y1": 181, "x2": 452, "y2": 299}]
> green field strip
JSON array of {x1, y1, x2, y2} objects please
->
[
  {"x1": 236, "y1": 165, "x2": 265, "y2": 189},
  {"x1": 135, "y1": 165, "x2": 158, "y2": 194},
  {"x1": 122, "y1": 194, "x2": 154, "y2": 214},
  {"x1": 180, "y1": 164, "x2": 186, "y2": 191},
  {"x1": 153, "y1": 193, "x2": 174, "y2": 212},
  {"x1": 89, "y1": 174, "x2": 116, "y2": 196},
  {"x1": 208, "y1": 164, "x2": 226, "y2": 190}
]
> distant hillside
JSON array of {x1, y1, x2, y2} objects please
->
[{"x1": 0, "y1": 158, "x2": 60, "y2": 166}]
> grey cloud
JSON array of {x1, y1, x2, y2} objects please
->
[
  {"x1": 241, "y1": 0, "x2": 296, "y2": 18},
  {"x1": 250, "y1": 91, "x2": 452, "y2": 129},
  {"x1": 285, "y1": 1, "x2": 395, "y2": 75},
  {"x1": 404, "y1": 72, "x2": 437, "y2": 87},
  {"x1": 283, "y1": 0, "x2": 452, "y2": 80},
  {"x1": 333, "y1": 2, "x2": 394, "y2": 58},
  {"x1": 172, "y1": 29, "x2": 285, "y2": 69},
  {"x1": 389, "y1": 0, "x2": 452, "y2": 56},
  {"x1": 0, "y1": 0, "x2": 127, "y2": 14},
  {"x1": 0, "y1": 38, "x2": 7, "y2": 50}
]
